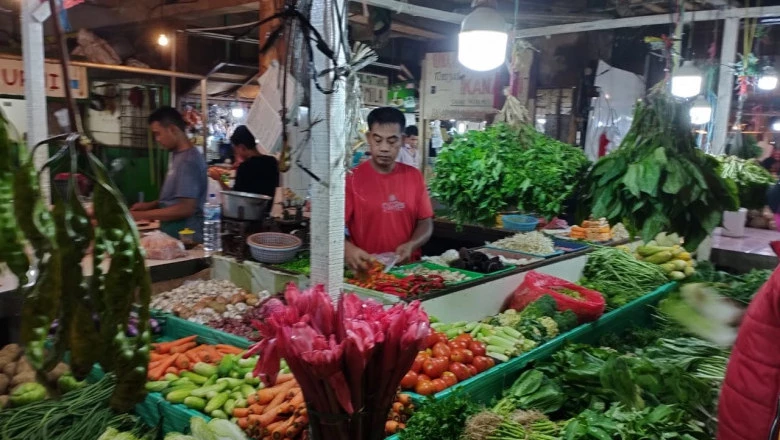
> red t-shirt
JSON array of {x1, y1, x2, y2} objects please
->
[{"x1": 346, "y1": 162, "x2": 434, "y2": 257}]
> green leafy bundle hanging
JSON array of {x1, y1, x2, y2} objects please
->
[
  {"x1": 714, "y1": 155, "x2": 774, "y2": 210},
  {"x1": 430, "y1": 124, "x2": 589, "y2": 226},
  {"x1": 584, "y1": 94, "x2": 738, "y2": 251}
]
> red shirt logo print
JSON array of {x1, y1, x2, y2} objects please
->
[{"x1": 382, "y1": 194, "x2": 406, "y2": 213}]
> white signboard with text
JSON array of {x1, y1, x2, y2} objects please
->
[
  {"x1": 357, "y1": 72, "x2": 388, "y2": 107},
  {"x1": 0, "y1": 58, "x2": 88, "y2": 99},
  {"x1": 422, "y1": 52, "x2": 497, "y2": 121}
]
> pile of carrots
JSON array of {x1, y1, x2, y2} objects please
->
[
  {"x1": 385, "y1": 393, "x2": 414, "y2": 435},
  {"x1": 148, "y1": 335, "x2": 244, "y2": 380},
  {"x1": 234, "y1": 374, "x2": 307, "y2": 440}
]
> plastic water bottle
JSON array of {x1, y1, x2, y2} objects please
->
[{"x1": 203, "y1": 194, "x2": 222, "y2": 255}]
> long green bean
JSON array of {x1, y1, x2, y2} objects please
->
[{"x1": 581, "y1": 247, "x2": 669, "y2": 309}]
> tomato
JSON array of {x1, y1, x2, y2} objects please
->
[
  {"x1": 469, "y1": 341, "x2": 487, "y2": 357},
  {"x1": 432, "y1": 342, "x2": 451, "y2": 358},
  {"x1": 449, "y1": 362, "x2": 471, "y2": 381},
  {"x1": 459, "y1": 349, "x2": 474, "y2": 364},
  {"x1": 400, "y1": 371, "x2": 418, "y2": 389},
  {"x1": 417, "y1": 374, "x2": 431, "y2": 383},
  {"x1": 466, "y1": 364, "x2": 478, "y2": 377},
  {"x1": 411, "y1": 353, "x2": 427, "y2": 373},
  {"x1": 472, "y1": 356, "x2": 495, "y2": 373},
  {"x1": 450, "y1": 349, "x2": 467, "y2": 364},
  {"x1": 441, "y1": 371, "x2": 458, "y2": 387},
  {"x1": 448, "y1": 339, "x2": 468, "y2": 350},
  {"x1": 423, "y1": 332, "x2": 440, "y2": 349},
  {"x1": 454, "y1": 334, "x2": 473, "y2": 346},
  {"x1": 423, "y1": 357, "x2": 449, "y2": 379},
  {"x1": 415, "y1": 380, "x2": 436, "y2": 396},
  {"x1": 435, "y1": 332, "x2": 449, "y2": 345},
  {"x1": 431, "y1": 378, "x2": 447, "y2": 393}
]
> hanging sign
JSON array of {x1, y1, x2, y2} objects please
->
[
  {"x1": 357, "y1": 72, "x2": 388, "y2": 107},
  {"x1": 0, "y1": 58, "x2": 88, "y2": 99},
  {"x1": 422, "y1": 52, "x2": 498, "y2": 121}
]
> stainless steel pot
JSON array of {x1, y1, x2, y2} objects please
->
[{"x1": 221, "y1": 191, "x2": 272, "y2": 220}]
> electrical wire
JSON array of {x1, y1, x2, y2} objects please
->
[{"x1": 184, "y1": 21, "x2": 262, "y2": 32}]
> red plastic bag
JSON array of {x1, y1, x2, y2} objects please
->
[{"x1": 508, "y1": 271, "x2": 606, "y2": 323}]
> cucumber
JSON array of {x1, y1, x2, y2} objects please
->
[
  {"x1": 668, "y1": 271, "x2": 686, "y2": 281},
  {"x1": 145, "y1": 381, "x2": 169, "y2": 393},
  {"x1": 205, "y1": 392, "x2": 230, "y2": 414},
  {"x1": 193, "y1": 362, "x2": 218, "y2": 377},
  {"x1": 166, "y1": 388, "x2": 193, "y2": 404},
  {"x1": 170, "y1": 378, "x2": 193, "y2": 388},
  {"x1": 164, "y1": 373, "x2": 180, "y2": 381},
  {"x1": 645, "y1": 251, "x2": 673, "y2": 265},
  {"x1": 180, "y1": 371, "x2": 208, "y2": 385},
  {"x1": 223, "y1": 399, "x2": 236, "y2": 416},
  {"x1": 184, "y1": 396, "x2": 206, "y2": 411},
  {"x1": 210, "y1": 410, "x2": 228, "y2": 419},
  {"x1": 216, "y1": 378, "x2": 244, "y2": 389},
  {"x1": 240, "y1": 384, "x2": 256, "y2": 399},
  {"x1": 190, "y1": 382, "x2": 228, "y2": 398}
]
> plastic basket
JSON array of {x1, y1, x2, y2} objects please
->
[
  {"x1": 403, "y1": 282, "x2": 677, "y2": 406},
  {"x1": 247, "y1": 232, "x2": 302, "y2": 264},
  {"x1": 389, "y1": 262, "x2": 484, "y2": 286},
  {"x1": 501, "y1": 215, "x2": 539, "y2": 232},
  {"x1": 472, "y1": 247, "x2": 543, "y2": 266},
  {"x1": 552, "y1": 237, "x2": 591, "y2": 253}
]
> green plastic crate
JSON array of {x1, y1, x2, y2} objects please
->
[
  {"x1": 389, "y1": 262, "x2": 485, "y2": 286},
  {"x1": 402, "y1": 282, "x2": 677, "y2": 406},
  {"x1": 158, "y1": 313, "x2": 253, "y2": 349}
]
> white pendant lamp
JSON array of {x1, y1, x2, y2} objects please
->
[
  {"x1": 157, "y1": 33, "x2": 170, "y2": 47},
  {"x1": 458, "y1": 0, "x2": 508, "y2": 72},
  {"x1": 689, "y1": 96, "x2": 712, "y2": 125},
  {"x1": 758, "y1": 65, "x2": 779, "y2": 91},
  {"x1": 671, "y1": 60, "x2": 703, "y2": 99}
]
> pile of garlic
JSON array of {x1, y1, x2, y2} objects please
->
[{"x1": 151, "y1": 279, "x2": 269, "y2": 324}]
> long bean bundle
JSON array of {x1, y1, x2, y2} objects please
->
[
  {"x1": 0, "y1": 374, "x2": 146, "y2": 440},
  {"x1": 581, "y1": 248, "x2": 669, "y2": 309}
]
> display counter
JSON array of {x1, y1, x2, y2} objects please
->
[{"x1": 710, "y1": 227, "x2": 780, "y2": 272}]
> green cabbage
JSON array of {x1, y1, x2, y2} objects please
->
[{"x1": 207, "y1": 419, "x2": 249, "y2": 440}]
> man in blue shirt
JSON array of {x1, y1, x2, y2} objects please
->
[{"x1": 131, "y1": 107, "x2": 207, "y2": 242}]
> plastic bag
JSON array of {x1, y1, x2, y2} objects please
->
[
  {"x1": 508, "y1": 271, "x2": 605, "y2": 322},
  {"x1": 140, "y1": 231, "x2": 188, "y2": 261}
]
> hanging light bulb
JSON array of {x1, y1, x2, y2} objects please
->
[
  {"x1": 231, "y1": 105, "x2": 245, "y2": 119},
  {"x1": 758, "y1": 65, "x2": 779, "y2": 91},
  {"x1": 458, "y1": 0, "x2": 508, "y2": 71},
  {"x1": 157, "y1": 33, "x2": 170, "y2": 47},
  {"x1": 772, "y1": 118, "x2": 780, "y2": 132},
  {"x1": 689, "y1": 95, "x2": 712, "y2": 125},
  {"x1": 671, "y1": 60, "x2": 703, "y2": 98}
]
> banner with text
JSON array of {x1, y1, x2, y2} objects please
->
[
  {"x1": 0, "y1": 58, "x2": 88, "y2": 99},
  {"x1": 422, "y1": 52, "x2": 498, "y2": 121}
]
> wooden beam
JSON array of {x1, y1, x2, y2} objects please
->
[
  {"x1": 514, "y1": 5, "x2": 780, "y2": 38},
  {"x1": 348, "y1": 14, "x2": 445, "y2": 39}
]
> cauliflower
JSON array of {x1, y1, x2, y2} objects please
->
[
  {"x1": 537, "y1": 316, "x2": 559, "y2": 338},
  {"x1": 495, "y1": 309, "x2": 523, "y2": 327}
]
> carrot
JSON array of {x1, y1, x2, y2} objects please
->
[
  {"x1": 199, "y1": 345, "x2": 222, "y2": 363},
  {"x1": 392, "y1": 402, "x2": 404, "y2": 414},
  {"x1": 174, "y1": 354, "x2": 190, "y2": 370},
  {"x1": 165, "y1": 367, "x2": 179, "y2": 375},
  {"x1": 150, "y1": 352, "x2": 166, "y2": 362},
  {"x1": 254, "y1": 404, "x2": 283, "y2": 427},
  {"x1": 295, "y1": 406, "x2": 307, "y2": 417},
  {"x1": 386, "y1": 420, "x2": 401, "y2": 434},
  {"x1": 248, "y1": 414, "x2": 265, "y2": 427},
  {"x1": 247, "y1": 394, "x2": 258, "y2": 405},
  {"x1": 153, "y1": 335, "x2": 197, "y2": 354},
  {"x1": 270, "y1": 416, "x2": 294, "y2": 440},
  {"x1": 170, "y1": 341, "x2": 197, "y2": 354},
  {"x1": 398, "y1": 393, "x2": 412, "y2": 406},
  {"x1": 237, "y1": 417, "x2": 249, "y2": 430},
  {"x1": 256, "y1": 380, "x2": 295, "y2": 405},
  {"x1": 148, "y1": 360, "x2": 162, "y2": 370},
  {"x1": 215, "y1": 344, "x2": 244, "y2": 354},
  {"x1": 184, "y1": 350, "x2": 201, "y2": 363},
  {"x1": 249, "y1": 403, "x2": 265, "y2": 415},
  {"x1": 147, "y1": 353, "x2": 179, "y2": 379},
  {"x1": 233, "y1": 408, "x2": 251, "y2": 418},
  {"x1": 275, "y1": 373, "x2": 295, "y2": 384},
  {"x1": 286, "y1": 416, "x2": 307, "y2": 438}
]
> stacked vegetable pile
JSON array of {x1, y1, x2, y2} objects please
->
[
  {"x1": 714, "y1": 155, "x2": 774, "y2": 210},
  {"x1": 100, "y1": 417, "x2": 248, "y2": 440},
  {"x1": 247, "y1": 284, "x2": 430, "y2": 440},
  {"x1": 347, "y1": 260, "x2": 446, "y2": 297},
  {"x1": 424, "y1": 249, "x2": 518, "y2": 273},
  {"x1": 581, "y1": 247, "x2": 670, "y2": 309},
  {"x1": 585, "y1": 93, "x2": 738, "y2": 251},
  {"x1": 151, "y1": 280, "x2": 266, "y2": 324},
  {"x1": 633, "y1": 232, "x2": 696, "y2": 281},
  {"x1": 692, "y1": 261, "x2": 772, "y2": 304},
  {"x1": 490, "y1": 232, "x2": 556, "y2": 256},
  {"x1": 431, "y1": 123, "x2": 589, "y2": 226}
]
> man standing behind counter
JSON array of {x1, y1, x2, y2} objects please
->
[
  {"x1": 131, "y1": 107, "x2": 207, "y2": 242},
  {"x1": 345, "y1": 107, "x2": 434, "y2": 271}
]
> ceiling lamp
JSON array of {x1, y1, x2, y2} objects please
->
[
  {"x1": 231, "y1": 105, "x2": 245, "y2": 119},
  {"x1": 689, "y1": 96, "x2": 712, "y2": 125},
  {"x1": 772, "y1": 118, "x2": 780, "y2": 132},
  {"x1": 758, "y1": 65, "x2": 779, "y2": 91},
  {"x1": 458, "y1": 0, "x2": 508, "y2": 71},
  {"x1": 671, "y1": 60, "x2": 702, "y2": 99},
  {"x1": 157, "y1": 33, "x2": 170, "y2": 47}
]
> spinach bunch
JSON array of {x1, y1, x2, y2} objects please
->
[
  {"x1": 399, "y1": 394, "x2": 479, "y2": 440},
  {"x1": 562, "y1": 404, "x2": 705, "y2": 440},
  {"x1": 714, "y1": 155, "x2": 774, "y2": 210},
  {"x1": 431, "y1": 124, "x2": 589, "y2": 226},
  {"x1": 584, "y1": 94, "x2": 738, "y2": 251}
]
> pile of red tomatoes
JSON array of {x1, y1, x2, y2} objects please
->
[{"x1": 400, "y1": 331, "x2": 496, "y2": 396}]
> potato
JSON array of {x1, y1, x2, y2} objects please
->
[
  {"x1": 0, "y1": 344, "x2": 21, "y2": 362},
  {"x1": 15, "y1": 357, "x2": 32, "y2": 375},
  {"x1": 0, "y1": 374, "x2": 8, "y2": 395},
  {"x1": 0, "y1": 396, "x2": 8, "y2": 409},
  {"x1": 2, "y1": 362, "x2": 16, "y2": 378},
  {"x1": 45, "y1": 363, "x2": 69, "y2": 384},
  {"x1": 11, "y1": 372, "x2": 35, "y2": 388}
]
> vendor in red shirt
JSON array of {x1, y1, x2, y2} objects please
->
[{"x1": 345, "y1": 107, "x2": 434, "y2": 271}]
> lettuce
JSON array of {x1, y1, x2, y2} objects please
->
[{"x1": 207, "y1": 419, "x2": 249, "y2": 440}]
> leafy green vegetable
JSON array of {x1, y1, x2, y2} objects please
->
[
  {"x1": 714, "y1": 155, "x2": 774, "y2": 210},
  {"x1": 399, "y1": 394, "x2": 479, "y2": 440},
  {"x1": 584, "y1": 94, "x2": 738, "y2": 251},
  {"x1": 581, "y1": 247, "x2": 669, "y2": 309},
  {"x1": 690, "y1": 261, "x2": 771, "y2": 304},
  {"x1": 431, "y1": 124, "x2": 589, "y2": 226}
]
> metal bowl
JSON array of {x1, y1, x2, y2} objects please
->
[{"x1": 221, "y1": 191, "x2": 272, "y2": 220}]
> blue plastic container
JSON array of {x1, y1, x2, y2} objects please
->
[{"x1": 501, "y1": 215, "x2": 539, "y2": 232}]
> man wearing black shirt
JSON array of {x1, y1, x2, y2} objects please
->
[{"x1": 209, "y1": 125, "x2": 280, "y2": 198}]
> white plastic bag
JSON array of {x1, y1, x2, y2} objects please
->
[{"x1": 140, "y1": 231, "x2": 188, "y2": 260}]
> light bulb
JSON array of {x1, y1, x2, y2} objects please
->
[
  {"x1": 689, "y1": 96, "x2": 712, "y2": 125},
  {"x1": 157, "y1": 33, "x2": 169, "y2": 47},
  {"x1": 231, "y1": 107, "x2": 245, "y2": 118},
  {"x1": 758, "y1": 66, "x2": 778, "y2": 91},
  {"x1": 458, "y1": 5, "x2": 507, "y2": 72},
  {"x1": 773, "y1": 120, "x2": 780, "y2": 132},
  {"x1": 671, "y1": 61, "x2": 702, "y2": 99}
]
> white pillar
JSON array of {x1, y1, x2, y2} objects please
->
[
  {"x1": 712, "y1": 17, "x2": 740, "y2": 155},
  {"x1": 21, "y1": 0, "x2": 50, "y2": 199},
  {"x1": 309, "y1": 0, "x2": 347, "y2": 298}
]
